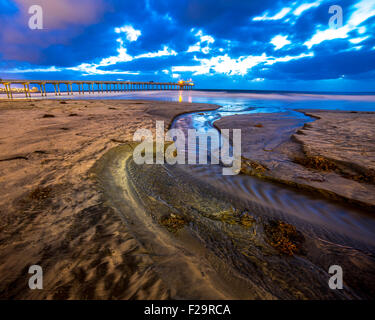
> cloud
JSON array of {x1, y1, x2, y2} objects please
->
[
  {"x1": 1, "y1": 0, "x2": 374, "y2": 91},
  {"x1": 68, "y1": 64, "x2": 139, "y2": 75},
  {"x1": 348, "y1": 0, "x2": 375, "y2": 26},
  {"x1": 136, "y1": 46, "x2": 177, "y2": 58},
  {"x1": 251, "y1": 77, "x2": 265, "y2": 82},
  {"x1": 253, "y1": 7, "x2": 291, "y2": 21},
  {"x1": 304, "y1": 26, "x2": 351, "y2": 49},
  {"x1": 13, "y1": 0, "x2": 105, "y2": 29},
  {"x1": 172, "y1": 53, "x2": 267, "y2": 75},
  {"x1": 293, "y1": 1, "x2": 322, "y2": 16},
  {"x1": 265, "y1": 52, "x2": 314, "y2": 65},
  {"x1": 2, "y1": 23, "x2": 177, "y2": 76},
  {"x1": 0, "y1": 0, "x2": 107, "y2": 63},
  {"x1": 349, "y1": 36, "x2": 369, "y2": 44},
  {"x1": 304, "y1": 0, "x2": 375, "y2": 49},
  {"x1": 195, "y1": 29, "x2": 215, "y2": 43},
  {"x1": 187, "y1": 29, "x2": 215, "y2": 54},
  {"x1": 1, "y1": 66, "x2": 62, "y2": 73},
  {"x1": 115, "y1": 25, "x2": 141, "y2": 42},
  {"x1": 67, "y1": 42, "x2": 176, "y2": 75},
  {"x1": 270, "y1": 35, "x2": 291, "y2": 50},
  {"x1": 172, "y1": 51, "x2": 313, "y2": 76},
  {"x1": 67, "y1": 43, "x2": 177, "y2": 75}
]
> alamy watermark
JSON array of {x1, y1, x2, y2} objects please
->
[
  {"x1": 28, "y1": 265, "x2": 43, "y2": 290},
  {"x1": 132, "y1": 121, "x2": 241, "y2": 175},
  {"x1": 329, "y1": 5, "x2": 343, "y2": 29},
  {"x1": 328, "y1": 265, "x2": 343, "y2": 290},
  {"x1": 28, "y1": 5, "x2": 43, "y2": 30}
]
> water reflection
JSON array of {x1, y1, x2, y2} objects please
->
[
  {"x1": 168, "y1": 91, "x2": 375, "y2": 249},
  {"x1": 178, "y1": 91, "x2": 193, "y2": 103},
  {"x1": 96, "y1": 90, "x2": 375, "y2": 113},
  {"x1": 173, "y1": 103, "x2": 311, "y2": 134}
]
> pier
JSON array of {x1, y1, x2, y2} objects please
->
[{"x1": 0, "y1": 79, "x2": 194, "y2": 99}]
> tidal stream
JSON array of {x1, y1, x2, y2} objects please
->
[{"x1": 95, "y1": 91, "x2": 375, "y2": 299}]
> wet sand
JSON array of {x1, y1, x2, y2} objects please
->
[
  {"x1": 1, "y1": 99, "x2": 374, "y2": 300},
  {"x1": 92, "y1": 130, "x2": 375, "y2": 300},
  {"x1": 0, "y1": 99, "x2": 218, "y2": 299},
  {"x1": 215, "y1": 110, "x2": 375, "y2": 209}
]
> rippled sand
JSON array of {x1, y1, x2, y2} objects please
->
[
  {"x1": 215, "y1": 110, "x2": 375, "y2": 208},
  {"x1": 1, "y1": 99, "x2": 374, "y2": 300},
  {"x1": 0, "y1": 99, "x2": 217, "y2": 299}
]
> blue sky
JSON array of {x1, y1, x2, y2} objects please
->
[{"x1": 0, "y1": 0, "x2": 374, "y2": 91}]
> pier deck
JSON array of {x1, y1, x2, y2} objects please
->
[{"x1": 0, "y1": 80, "x2": 194, "y2": 99}]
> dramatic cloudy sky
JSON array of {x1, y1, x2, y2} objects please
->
[{"x1": 0, "y1": 0, "x2": 374, "y2": 91}]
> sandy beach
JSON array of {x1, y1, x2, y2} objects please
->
[
  {"x1": 2, "y1": 0, "x2": 375, "y2": 309},
  {"x1": 0, "y1": 99, "x2": 374, "y2": 300},
  {"x1": 215, "y1": 110, "x2": 375, "y2": 209},
  {"x1": 0, "y1": 99, "x2": 218, "y2": 299}
]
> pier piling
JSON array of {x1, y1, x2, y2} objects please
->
[{"x1": 0, "y1": 79, "x2": 194, "y2": 99}]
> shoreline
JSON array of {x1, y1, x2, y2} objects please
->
[
  {"x1": 214, "y1": 110, "x2": 375, "y2": 210},
  {"x1": 0, "y1": 98, "x2": 219, "y2": 299},
  {"x1": 1, "y1": 98, "x2": 374, "y2": 299},
  {"x1": 91, "y1": 120, "x2": 375, "y2": 300},
  {"x1": 2, "y1": 89, "x2": 375, "y2": 104}
]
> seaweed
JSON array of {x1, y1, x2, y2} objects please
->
[
  {"x1": 294, "y1": 155, "x2": 337, "y2": 171},
  {"x1": 264, "y1": 220, "x2": 305, "y2": 256},
  {"x1": 160, "y1": 214, "x2": 188, "y2": 233},
  {"x1": 240, "y1": 157, "x2": 268, "y2": 177},
  {"x1": 29, "y1": 186, "x2": 52, "y2": 201},
  {"x1": 211, "y1": 209, "x2": 255, "y2": 228}
]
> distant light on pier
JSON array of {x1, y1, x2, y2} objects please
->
[{"x1": 0, "y1": 79, "x2": 194, "y2": 99}]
